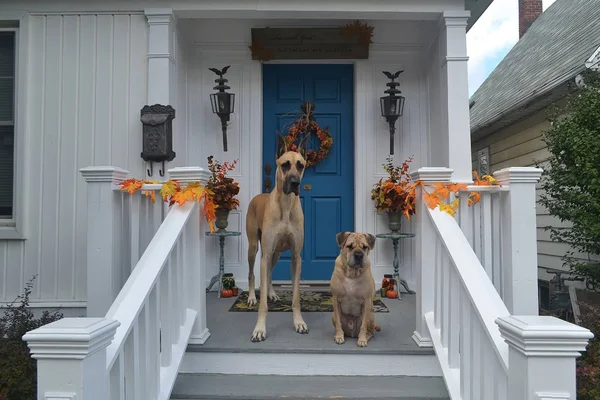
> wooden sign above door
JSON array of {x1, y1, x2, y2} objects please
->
[{"x1": 249, "y1": 21, "x2": 374, "y2": 62}]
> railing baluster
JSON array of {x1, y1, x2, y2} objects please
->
[
  {"x1": 148, "y1": 282, "x2": 160, "y2": 399},
  {"x1": 130, "y1": 194, "x2": 141, "y2": 270},
  {"x1": 448, "y1": 268, "x2": 460, "y2": 368},
  {"x1": 473, "y1": 202, "x2": 482, "y2": 261},
  {"x1": 160, "y1": 266, "x2": 172, "y2": 367},
  {"x1": 178, "y1": 235, "x2": 186, "y2": 324},
  {"x1": 138, "y1": 300, "x2": 148, "y2": 400},
  {"x1": 110, "y1": 354, "x2": 125, "y2": 400},
  {"x1": 458, "y1": 191, "x2": 472, "y2": 245},
  {"x1": 441, "y1": 253, "x2": 450, "y2": 347},
  {"x1": 459, "y1": 291, "x2": 471, "y2": 400},
  {"x1": 170, "y1": 243, "x2": 181, "y2": 342},
  {"x1": 470, "y1": 324, "x2": 482, "y2": 399},
  {"x1": 482, "y1": 345, "x2": 494, "y2": 400},
  {"x1": 434, "y1": 237, "x2": 442, "y2": 329},
  {"x1": 481, "y1": 192, "x2": 493, "y2": 280},
  {"x1": 124, "y1": 321, "x2": 141, "y2": 399},
  {"x1": 491, "y1": 193, "x2": 503, "y2": 296}
]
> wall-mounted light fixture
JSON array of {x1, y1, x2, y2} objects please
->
[
  {"x1": 209, "y1": 66, "x2": 235, "y2": 152},
  {"x1": 380, "y1": 70, "x2": 405, "y2": 155},
  {"x1": 140, "y1": 104, "x2": 176, "y2": 177}
]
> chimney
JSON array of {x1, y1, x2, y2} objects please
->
[{"x1": 519, "y1": 0, "x2": 543, "y2": 38}]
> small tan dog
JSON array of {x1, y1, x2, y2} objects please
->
[{"x1": 330, "y1": 231, "x2": 381, "y2": 347}]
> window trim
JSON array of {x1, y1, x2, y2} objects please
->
[{"x1": 0, "y1": 12, "x2": 28, "y2": 240}]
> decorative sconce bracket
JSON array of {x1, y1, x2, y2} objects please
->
[
  {"x1": 140, "y1": 104, "x2": 176, "y2": 177},
  {"x1": 209, "y1": 66, "x2": 236, "y2": 152},
  {"x1": 380, "y1": 70, "x2": 405, "y2": 155}
]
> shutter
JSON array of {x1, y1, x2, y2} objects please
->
[{"x1": 0, "y1": 31, "x2": 15, "y2": 218}]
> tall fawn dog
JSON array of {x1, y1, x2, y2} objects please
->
[
  {"x1": 330, "y1": 231, "x2": 381, "y2": 347},
  {"x1": 245, "y1": 132, "x2": 310, "y2": 342}
]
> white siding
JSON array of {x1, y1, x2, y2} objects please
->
[{"x1": 0, "y1": 13, "x2": 148, "y2": 306}]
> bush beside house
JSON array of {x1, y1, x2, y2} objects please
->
[{"x1": 0, "y1": 275, "x2": 63, "y2": 400}]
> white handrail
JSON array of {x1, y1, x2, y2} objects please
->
[
  {"x1": 428, "y1": 206, "x2": 509, "y2": 369},
  {"x1": 105, "y1": 201, "x2": 195, "y2": 369}
]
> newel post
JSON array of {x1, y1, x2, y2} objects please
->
[
  {"x1": 168, "y1": 166, "x2": 211, "y2": 344},
  {"x1": 410, "y1": 167, "x2": 454, "y2": 347},
  {"x1": 79, "y1": 166, "x2": 129, "y2": 317},
  {"x1": 23, "y1": 318, "x2": 120, "y2": 400},
  {"x1": 497, "y1": 315, "x2": 593, "y2": 400},
  {"x1": 494, "y1": 167, "x2": 543, "y2": 315}
]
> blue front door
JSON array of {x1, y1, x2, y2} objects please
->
[{"x1": 262, "y1": 64, "x2": 355, "y2": 281}]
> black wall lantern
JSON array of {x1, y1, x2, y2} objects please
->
[
  {"x1": 140, "y1": 104, "x2": 176, "y2": 177},
  {"x1": 380, "y1": 70, "x2": 405, "y2": 155},
  {"x1": 209, "y1": 66, "x2": 235, "y2": 152}
]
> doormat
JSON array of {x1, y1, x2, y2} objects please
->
[{"x1": 228, "y1": 291, "x2": 389, "y2": 313}]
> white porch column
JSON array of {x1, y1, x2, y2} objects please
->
[
  {"x1": 410, "y1": 167, "x2": 454, "y2": 347},
  {"x1": 23, "y1": 318, "x2": 120, "y2": 400},
  {"x1": 80, "y1": 166, "x2": 129, "y2": 317},
  {"x1": 145, "y1": 8, "x2": 175, "y2": 106},
  {"x1": 440, "y1": 11, "x2": 473, "y2": 183},
  {"x1": 494, "y1": 167, "x2": 543, "y2": 315},
  {"x1": 168, "y1": 167, "x2": 211, "y2": 344},
  {"x1": 497, "y1": 315, "x2": 593, "y2": 400}
]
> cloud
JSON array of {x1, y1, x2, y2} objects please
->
[{"x1": 467, "y1": 0, "x2": 557, "y2": 96}]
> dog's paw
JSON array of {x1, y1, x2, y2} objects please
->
[
  {"x1": 357, "y1": 336, "x2": 369, "y2": 347},
  {"x1": 294, "y1": 320, "x2": 309, "y2": 334},
  {"x1": 268, "y1": 291, "x2": 280, "y2": 302},
  {"x1": 251, "y1": 326, "x2": 267, "y2": 342},
  {"x1": 247, "y1": 295, "x2": 257, "y2": 307},
  {"x1": 334, "y1": 334, "x2": 345, "y2": 344}
]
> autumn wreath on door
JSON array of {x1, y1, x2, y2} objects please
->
[{"x1": 283, "y1": 101, "x2": 333, "y2": 168}]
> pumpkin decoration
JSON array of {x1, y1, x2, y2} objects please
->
[
  {"x1": 231, "y1": 287, "x2": 239, "y2": 296},
  {"x1": 386, "y1": 289, "x2": 398, "y2": 299},
  {"x1": 221, "y1": 288, "x2": 234, "y2": 298}
]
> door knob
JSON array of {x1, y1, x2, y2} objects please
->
[{"x1": 264, "y1": 177, "x2": 272, "y2": 192}]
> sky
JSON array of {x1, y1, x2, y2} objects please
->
[{"x1": 467, "y1": 0, "x2": 557, "y2": 96}]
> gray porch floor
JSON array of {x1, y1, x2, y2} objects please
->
[{"x1": 190, "y1": 289, "x2": 432, "y2": 355}]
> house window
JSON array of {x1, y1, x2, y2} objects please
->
[
  {"x1": 0, "y1": 30, "x2": 15, "y2": 221},
  {"x1": 476, "y1": 147, "x2": 490, "y2": 177}
]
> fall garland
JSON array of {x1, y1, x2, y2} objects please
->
[{"x1": 119, "y1": 178, "x2": 218, "y2": 233}]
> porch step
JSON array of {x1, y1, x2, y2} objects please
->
[{"x1": 170, "y1": 373, "x2": 450, "y2": 399}]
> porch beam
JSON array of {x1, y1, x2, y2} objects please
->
[
  {"x1": 440, "y1": 11, "x2": 473, "y2": 183},
  {"x1": 144, "y1": 8, "x2": 176, "y2": 107}
]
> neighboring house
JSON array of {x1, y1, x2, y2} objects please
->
[
  {"x1": 470, "y1": 0, "x2": 600, "y2": 289},
  {"x1": 0, "y1": 1, "x2": 593, "y2": 399}
]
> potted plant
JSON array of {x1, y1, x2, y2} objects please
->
[
  {"x1": 370, "y1": 156, "x2": 415, "y2": 233},
  {"x1": 206, "y1": 156, "x2": 241, "y2": 231}
]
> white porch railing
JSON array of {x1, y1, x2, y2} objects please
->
[
  {"x1": 22, "y1": 166, "x2": 210, "y2": 400},
  {"x1": 412, "y1": 167, "x2": 594, "y2": 400}
]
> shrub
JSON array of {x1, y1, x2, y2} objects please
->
[
  {"x1": 576, "y1": 301, "x2": 600, "y2": 399},
  {"x1": 537, "y1": 70, "x2": 600, "y2": 286},
  {"x1": 0, "y1": 275, "x2": 63, "y2": 400}
]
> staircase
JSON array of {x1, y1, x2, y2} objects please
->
[{"x1": 21, "y1": 165, "x2": 594, "y2": 400}]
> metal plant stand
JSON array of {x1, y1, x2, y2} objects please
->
[
  {"x1": 205, "y1": 230, "x2": 241, "y2": 298},
  {"x1": 375, "y1": 232, "x2": 416, "y2": 299}
]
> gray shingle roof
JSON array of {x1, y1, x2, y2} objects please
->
[{"x1": 469, "y1": 0, "x2": 600, "y2": 135}]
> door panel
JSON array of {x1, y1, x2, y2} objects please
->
[{"x1": 262, "y1": 64, "x2": 354, "y2": 281}]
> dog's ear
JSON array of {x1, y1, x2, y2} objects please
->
[
  {"x1": 297, "y1": 131, "x2": 311, "y2": 160},
  {"x1": 336, "y1": 231, "x2": 351, "y2": 247},
  {"x1": 365, "y1": 233, "x2": 376, "y2": 250},
  {"x1": 276, "y1": 131, "x2": 287, "y2": 159}
]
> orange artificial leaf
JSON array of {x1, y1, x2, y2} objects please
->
[
  {"x1": 161, "y1": 180, "x2": 180, "y2": 202},
  {"x1": 468, "y1": 191, "x2": 481, "y2": 206},
  {"x1": 424, "y1": 191, "x2": 442, "y2": 209},
  {"x1": 432, "y1": 183, "x2": 451, "y2": 200},
  {"x1": 481, "y1": 175, "x2": 501, "y2": 186},
  {"x1": 171, "y1": 189, "x2": 192, "y2": 206},
  {"x1": 447, "y1": 183, "x2": 468, "y2": 193},
  {"x1": 120, "y1": 178, "x2": 143, "y2": 194},
  {"x1": 187, "y1": 185, "x2": 206, "y2": 203}
]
